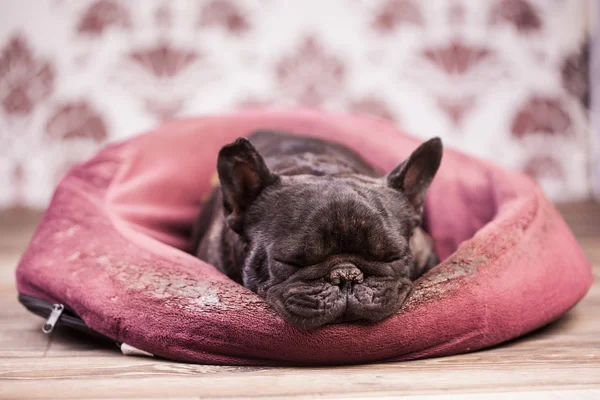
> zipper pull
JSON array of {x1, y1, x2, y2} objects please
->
[{"x1": 42, "y1": 304, "x2": 65, "y2": 334}]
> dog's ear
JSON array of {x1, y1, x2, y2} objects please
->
[
  {"x1": 217, "y1": 137, "x2": 278, "y2": 233},
  {"x1": 386, "y1": 137, "x2": 443, "y2": 224}
]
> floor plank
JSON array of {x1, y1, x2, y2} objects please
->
[{"x1": 0, "y1": 203, "x2": 599, "y2": 399}]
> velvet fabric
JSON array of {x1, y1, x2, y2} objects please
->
[{"x1": 16, "y1": 109, "x2": 593, "y2": 365}]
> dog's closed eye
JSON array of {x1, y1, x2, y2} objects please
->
[
  {"x1": 384, "y1": 256, "x2": 403, "y2": 263},
  {"x1": 273, "y1": 259, "x2": 304, "y2": 269}
]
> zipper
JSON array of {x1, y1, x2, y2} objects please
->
[
  {"x1": 19, "y1": 293, "x2": 155, "y2": 357},
  {"x1": 18, "y1": 293, "x2": 114, "y2": 342},
  {"x1": 42, "y1": 304, "x2": 64, "y2": 334}
]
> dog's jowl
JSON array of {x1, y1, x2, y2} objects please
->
[{"x1": 192, "y1": 130, "x2": 442, "y2": 329}]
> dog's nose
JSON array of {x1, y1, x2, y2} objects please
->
[{"x1": 328, "y1": 263, "x2": 364, "y2": 286}]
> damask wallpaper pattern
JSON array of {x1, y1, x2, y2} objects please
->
[{"x1": 0, "y1": 0, "x2": 592, "y2": 207}]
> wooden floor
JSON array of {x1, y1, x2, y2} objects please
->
[{"x1": 0, "y1": 203, "x2": 599, "y2": 399}]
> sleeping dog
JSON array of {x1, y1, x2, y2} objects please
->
[{"x1": 192, "y1": 130, "x2": 442, "y2": 329}]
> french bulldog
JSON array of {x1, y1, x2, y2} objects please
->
[{"x1": 191, "y1": 130, "x2": 442, "y2": 329}]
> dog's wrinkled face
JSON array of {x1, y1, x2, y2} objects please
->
[{"x1": 217, "y1": 137, "x2": 442, "y2": 329}]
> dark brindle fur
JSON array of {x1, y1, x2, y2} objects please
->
[{"x1": 192, "y1": 130, "x2": 442, "y2": 329}]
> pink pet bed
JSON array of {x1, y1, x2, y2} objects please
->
[{"x1": 16, "y1": 109, "x2": 592, "y2": 365}]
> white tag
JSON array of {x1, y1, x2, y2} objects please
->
[{"x1": 120, "y1": 343, "x2": 154, "y2": 357}]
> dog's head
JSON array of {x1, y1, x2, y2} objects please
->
[{"x1": 217, "y1": 136, "x2": 442, "y2": 329}]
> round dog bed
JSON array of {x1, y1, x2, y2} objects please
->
[{"x1": 16, "y1": 109, "x2": 592, "y2": 365}]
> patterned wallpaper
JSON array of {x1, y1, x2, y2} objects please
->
[
  {"x1": 0, "y1": 0, "x2": 592, "y2": 208},
  {"x1": 593, "y1": 0, "x2": 600, "y2": 200}
]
